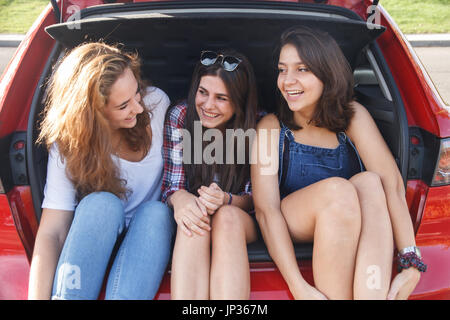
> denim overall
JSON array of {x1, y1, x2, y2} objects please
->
[{"x1": 278, "y1": 122, "x2": 365, "y2": 199}]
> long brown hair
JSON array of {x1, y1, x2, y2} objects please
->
[
  {"x1": 184, "y1": 49, "x2": 258, "y2": 194},
  {"x1": 277, "y1": 26, "x2": 355, "y2": 131},
  {"x1": 37, "y1": 42, "x2": 151, "y2": 200}
]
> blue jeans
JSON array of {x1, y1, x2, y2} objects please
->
[{"x1": 51, "y1": 192, "x2": 175, "y2": 300}]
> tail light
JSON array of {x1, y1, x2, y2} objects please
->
[{"x1": 431, "y1": 138, "x2": 450, "y2": 186}]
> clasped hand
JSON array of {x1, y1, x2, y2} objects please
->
[{"x1": 173, "y1": 183, "x2": 227, "y2": 237}]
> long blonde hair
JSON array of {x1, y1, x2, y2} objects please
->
[{"x1": 38, "y1": 42, "x2": 151, "y2": 200}]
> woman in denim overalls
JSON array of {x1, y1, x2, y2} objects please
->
[{"x1": 251, "y1": 27, "x2": 424, "y2": 300}]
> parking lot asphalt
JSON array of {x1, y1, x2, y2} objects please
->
[{"x1": 413, "y1": 47, "x2": 450, "y2": 105}]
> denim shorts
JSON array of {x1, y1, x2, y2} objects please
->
[{"x1": 278, "y1": 122, "x2": 364, "y2": 199}]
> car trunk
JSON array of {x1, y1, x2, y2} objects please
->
[{"x1": 27, "y1": 1, "x2": 408, "y2": 266}]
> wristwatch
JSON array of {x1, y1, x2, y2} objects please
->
[{"x1": 399, "y1": 246, "x2": 422, "y2": 258}]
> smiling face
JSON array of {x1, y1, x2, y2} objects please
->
[
  {"x1": 277, "y1": 43, "x2": 324, "y2": 116},
  {"x1": 195, "y1": 75, "x2": 235, "y2": 130},
  {"x1": 103, "y1": 67, "x2": 144, "y2": 131}
]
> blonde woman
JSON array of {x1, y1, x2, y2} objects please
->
[{"x1": 28, "y1": 43, "x2": 174, "y2": 300}]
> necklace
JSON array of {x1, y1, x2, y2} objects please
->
[{"x1": 113, "y1": 135, "x2": 123, "y2": 157}]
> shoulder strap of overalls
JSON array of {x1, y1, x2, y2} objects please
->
[
  {"x1": 278, "y1": 121, "x2": 290, "y2": 185},
  {"x1": 339, "y1": 131, "x2": 365, "y2": 172}
]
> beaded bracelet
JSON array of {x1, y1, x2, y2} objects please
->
[
  {"x1": 397, "y1": 252, "x2": 427, "y2": 273},
  {"x1": 227, "y1": 192, "x2": 233, "y2": 205}
]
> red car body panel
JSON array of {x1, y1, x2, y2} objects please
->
[
  {"x1": 375, "y1": 6, "x2": 450, "y2": 138},
  {"x1": 0, "y1": 5, "x2": 56, "y2": 137},
  {"x1": 413, "y1": 185, "x2": 450, "y2": 299},
  {"x1": 0, "y1": 193, "x2": 30, "y2": 300},
  {"x1": 0, "y1": 0, "x2": 448, "y2": 300}
]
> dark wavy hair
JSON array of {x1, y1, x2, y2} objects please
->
[
  {"x1": 276, "y1": 26, "x2": 355, "y2": 132},
  {"x1": 184, "y1": 49, "x2": 258, "y2": 194}
]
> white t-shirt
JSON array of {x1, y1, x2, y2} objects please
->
[{"x1": 42, "y1": 87, "x2": 170, "y2": 226}]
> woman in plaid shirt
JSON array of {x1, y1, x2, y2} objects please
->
[{"x1": 162, "y1": 50, "x2": 259, "y2": 299}]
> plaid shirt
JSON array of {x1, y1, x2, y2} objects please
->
[{"x1": 161, "y1": 102, "x2": 252, "y2": 203}]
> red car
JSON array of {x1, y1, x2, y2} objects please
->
[{"x1": 0, "y1": 0, "x2": 448, "y2": 300}]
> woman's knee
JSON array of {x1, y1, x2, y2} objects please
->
[
  {"x1": 279, "y1": 177, "x2": 361, "y2": 237},
  {"x1": 75, "y1": 191, "x2": 124, "y2": 231},
  {"x1": 351, "y1": 172, "x2": 392, "y2": 229},
  {"x1": 351, "y1": 172, "x2": 388, "y2": 207},
  {"x1": 212, "y1": 205, "x2": 245, "y2": 235},
  {"x1": 134, "y1": 201, "x2": 175, "y2": 236},
  {"x1": 319, "y1": 178, "x2": 361, "y2": 230},
  {"x1": 77, "y1": 191, "x2": 123, "y2": 213},
  {"x1": 350, "y1": 171, "x2": 383, "y2": 192},
  {"x1": 173, "y1": 222, "x2": 210, "y2": 253},
  {"x1": 323, "y1": 177, "x2": 357, "y2": 196},
  {"x1": 137, "y1": 201, "x2": 171, "y2": 221},
  {"x1": 323, "y1": 177, "x2": 359, "y2": 209}
]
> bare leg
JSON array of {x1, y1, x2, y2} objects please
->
[
  {"x1": 350, "y1": 172, "x2": 394, "y2": 300},
  {"x1": 280, "y1": 177, "x2": 362, "y2": 300},
  {"x1": 170, "y1": 226, "x2": 211, "y2": 299},
  {"x1": 210, "y1": 205, "x2": 258, "y2": 300}
]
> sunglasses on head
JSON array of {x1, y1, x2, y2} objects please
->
[{"x1": 200, "y1": 51, "x2": 242, "y2": 72}]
